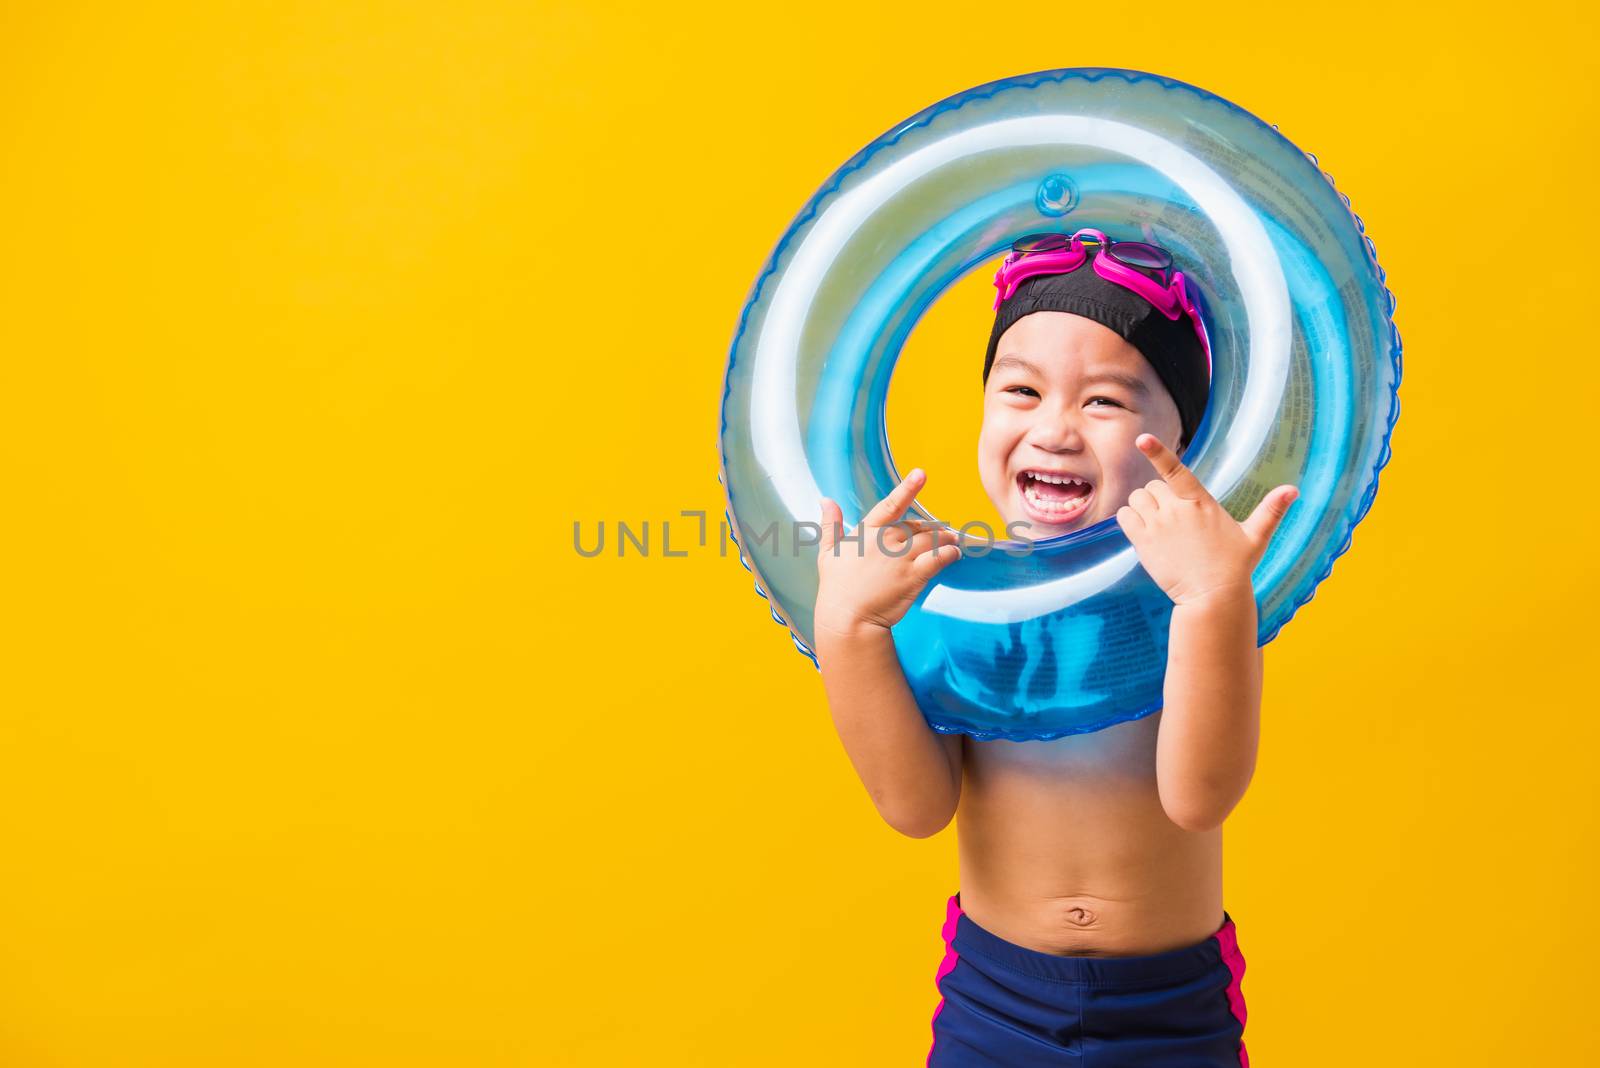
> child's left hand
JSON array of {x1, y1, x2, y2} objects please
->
[{"x1": 1116, "y1": 433, "x2": 1300, "y2": 609}]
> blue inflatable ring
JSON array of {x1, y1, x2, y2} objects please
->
[{"x1": 717, "y1": 67, "x2": 1401, "y2": 742}]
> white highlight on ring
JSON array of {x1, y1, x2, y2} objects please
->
[{"x1": 750, "y1": 114, "x2": 1291, "y2": 624}]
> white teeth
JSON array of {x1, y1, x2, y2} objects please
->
[
  {"x1": 1022, "y1": 484, "x2": 1091, "y2": 514},
  {"x1": 1025, "y1": 471, "x2": 1088, "y2": 487}
]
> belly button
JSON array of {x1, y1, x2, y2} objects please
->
[{"x1": 1065, "y1": 906, "x2": 1098, "y2": 927}]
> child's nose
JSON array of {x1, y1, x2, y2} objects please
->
[{"x1": 1025, "y1": 411, "x2": 1086, "y2": 451}]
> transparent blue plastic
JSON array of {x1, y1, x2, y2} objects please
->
[{"x1": 717, "y1": 68, "x2": 1401, "y2": 742}]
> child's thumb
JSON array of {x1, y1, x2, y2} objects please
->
[
  {"x1": 1242, "y1": 484, "x2": 1299, "y2": 556},
  {"x1": 819, "y1": 497, "x2": 842, "y2": 553}
]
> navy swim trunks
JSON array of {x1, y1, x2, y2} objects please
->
[{"x1": 927, "y1": 893, "x2": 1249, "y2": 1067}]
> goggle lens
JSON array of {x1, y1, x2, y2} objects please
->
[
  {"x1": 1108, "y1": 241, "x2": 1171, "y2": 269},
  {"x1": 1108, "y1": 241, "x2": 1173, "y2": 283},
  {"x1": 1011, "y1": 232, "x2": 1070, "y2": 254}
]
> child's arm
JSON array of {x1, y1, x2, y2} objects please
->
[
  {"x1": 814, "y1": 617, "x2": 964, "y2": 839},
  {"x1": 1115, "y1": 434, "x2": 1299, "y2": 833},
  {"x1": 813, "y1": 469, "x2": 964, "y2": 838},
  {"x1": 1156, "y1": 589, "x2": 1263, "y2": 831}
]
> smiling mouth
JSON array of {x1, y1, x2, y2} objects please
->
[{"x1": 1016, "y1": 470, "x2": 1094, "y2": 525}]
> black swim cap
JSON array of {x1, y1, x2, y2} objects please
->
[{"x1": 984, "y1": 263, "x2": 1211, "y2": 447}]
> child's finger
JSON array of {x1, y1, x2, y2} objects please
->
[
  {"x1": 1241, "y1": 484, "x2": 1299, "y2": 556},
  {"x1": 1128, "y1": 485, "x2": 1159, "y2": 515},
  {"x1": 1136, "y1": 434, "x2": 1209, "y2": 501},
  {"x1": 818, "y1": 497, "x2": 843, "y2": 554},
  {"x1": 905, "y1": 527, "x2": 960, "y2": 559},
  {"x1": 895, "y1": 519, "x2": 954, "y2": 550},
  {"x1": 879, "y1": 517, "x2": 939, "y2": 545},
  {"x1": 1144, "y1": 479, "x2": 1179, "y2": 507},
  {"x1": 862, "y1": 468, "x2": 926, "y2": 528},
  {"x1": 911, "y1": 541, "x2": 963, "y2": 580}
]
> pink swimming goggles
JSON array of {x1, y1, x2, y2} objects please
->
[{"x1": 992, "y1": 228, "x2": 1213, "y2": 374}]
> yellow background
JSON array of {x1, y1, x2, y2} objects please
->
[{"x1": 2, "y1": 2, "x2": 1596, "y2": 1064}]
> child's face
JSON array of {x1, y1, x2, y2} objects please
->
[{"x1": 979, "y1": 312, "x2": 1185, "y2": 540}]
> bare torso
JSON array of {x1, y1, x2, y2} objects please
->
[{"x1": 954, "y1": 709, "x2": 1225, "y2": 957}]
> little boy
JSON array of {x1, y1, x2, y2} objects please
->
[{"x1": 813, "y1": 231, "x2": 1298, "y2": 1066}]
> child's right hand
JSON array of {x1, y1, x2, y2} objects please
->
[{"x1": 815, "y1": 468, "x2": 963, "y2": 639}]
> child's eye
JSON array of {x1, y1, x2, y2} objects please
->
[
  {"x1": 1087, "y1": 396, "x2": 1124, "y2": 408},
  {"x1": 1004, "y1": 385, "x2": 1039, "y2": 399}
]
